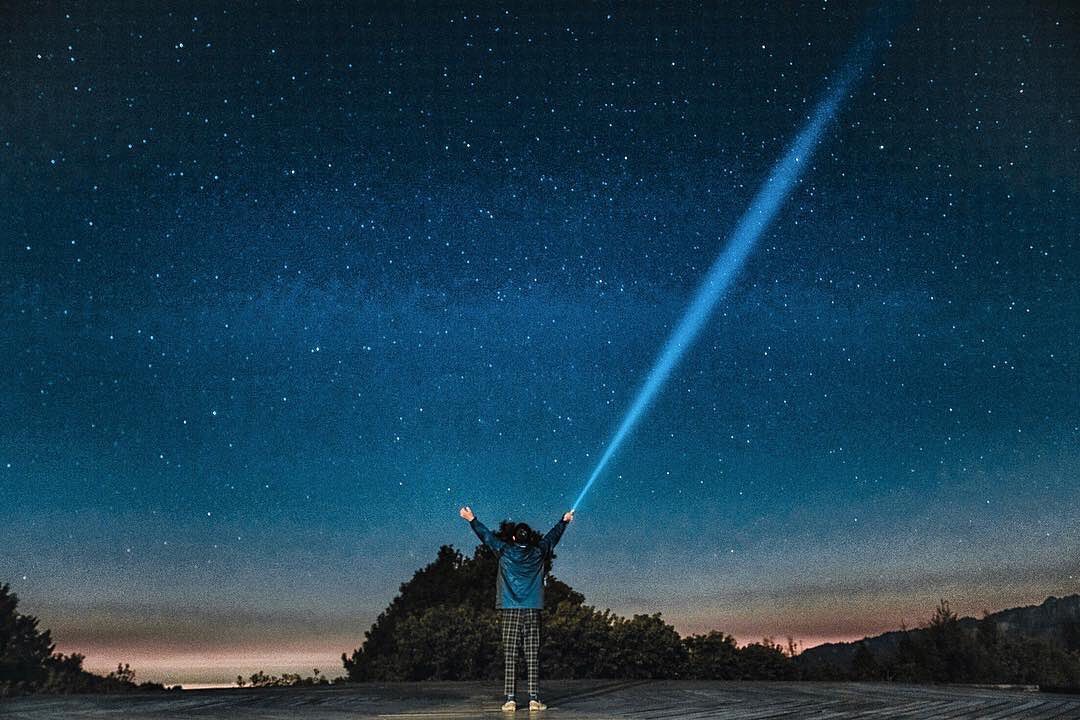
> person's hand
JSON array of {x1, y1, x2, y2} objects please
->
[
  {"x1": 563, "y1": 510, "x2": 574, "y2": 523},
  {"x1": 459, "y1": 506, "x2": 475, "y2": 522}
]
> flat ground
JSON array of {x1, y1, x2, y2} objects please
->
[{"x1": 4, "y1": 680, "x2": 1080, "y2": 719}]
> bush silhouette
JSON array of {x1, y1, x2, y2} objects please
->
[
  {"x1": 602, "y1": 613, "x2": 687, "y2": 678},
  {"x1": 240, "y1": 669, "x2": 330, "y2": 687},
  {"x1": 540, "y1": 601, "x2": 618, "y2": 678},
  {"x1": 342, "y1": 539, "x2": 694, "y2": 680},
  {"x1": 341, "y1": 538, "x2": 816, "y2": 681},
  {"x1": 0, "y1": 583, "x2": 168, "y2": 696},
  {"x1": 395, "y1": 605, "x2": 500, "y2": 680},
  {"x1": 684, "y1": 631, "x2": 740, "y2": 680},
  {"x1": 738, "y1": 639, "x2": 795, "y2": 680},
  {"x1": 0, "y1": 583, "x2": 55, "y2": 693}
]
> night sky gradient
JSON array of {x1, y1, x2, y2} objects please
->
[{"x1": 3, "y1": 2, "x2": 1079, "y2": 686}]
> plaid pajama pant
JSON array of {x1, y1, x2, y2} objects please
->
[{"x1": 500, "y1": 608, "x2": 540, "y2": 699}]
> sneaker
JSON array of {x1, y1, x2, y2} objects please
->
[
  {"x1": 529, "y1": 699, "x2": 547, "y2": 711},
  {"x1": 501, "y1": 700, "x2": 517, "y2": 712}
]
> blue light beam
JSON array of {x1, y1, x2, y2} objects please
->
[{"x1": 572, "y1": 34, "x2": 883, "y2": 512}]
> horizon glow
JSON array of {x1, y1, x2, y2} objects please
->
[{"x1": 572, "y1": 36, "x2": 877, "y2": 512}]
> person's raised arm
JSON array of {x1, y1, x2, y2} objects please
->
[
  {"x1": 459, "y1": 506, "x2": 508, "y2": 554},
  {"x1": 539, "y1": 510, "x2": 573, "y2": 554}
]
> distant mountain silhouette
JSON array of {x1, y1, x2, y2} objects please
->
[{"x1": 799, "y1": 595, "x2": 1080, "y2": 672}]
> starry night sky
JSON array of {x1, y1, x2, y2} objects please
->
[{"x1": 2, "y1": 2, "x2": 1078, "y2": 685}]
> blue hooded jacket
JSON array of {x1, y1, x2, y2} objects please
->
[{"x1": 469, "y1": 517, "x2": 568, "y2": 609}]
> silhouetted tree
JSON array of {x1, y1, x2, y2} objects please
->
[
  {"x1": 850, "y1": 643, "x2": 883, "y2": 680},
  {"x1": 540, "y1": 601, "x2": 616, "y2": 678},
  {"x1": 1062, "y1": 621, "x2": 1080, "y2": 654},
  {"x1": 994, "y1": 633, "x2": 1080, "y2": 688},
  {"x1": 600, "y1": 613, "x2": 687, "y2": 679},
  {"x1": 343, "y1": 545, "x2": 486, "y2": 680},
  {"x1": 684, "y1": 631, "x2": 740, "y2": 680},
  {"x1": 242, "y1": 669, "x2": 331, "y2": 687},
  {"x1": 891, "y1": 621, "x2": 933, "y2": 682},
  {"x1": 738, "y1": 639, "x2": 795, "y2": 680},
  {"x1": 0, "y1": 583, "x2": 55, "y2": 692},
  {"x1": 925, "y1": 599, "x2": 983, "y2": 682},
  {"x1": 391, "y1": 605, "x2": 500, "y2": 680},
  {"x1": 0, "y1": 582, "x2": 167, "y2": 696}
]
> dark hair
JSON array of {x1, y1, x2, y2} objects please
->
[
  {"x1": 496, "y1": 520, "x2": 539, "y2": 547},
  {"x1": 512, "y1": 522, "x2": 533, "y2": 545}
]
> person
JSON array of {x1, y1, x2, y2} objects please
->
[{"x1": 459, "y1": 505, "x2": 573, "y2": 712}]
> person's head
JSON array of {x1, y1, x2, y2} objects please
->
[
  {"x1": 511, "y1": 522, "x2": 534, "y2": 546},
  {"x1": 495, "y1": 519, "x2": 539, "y2": 547}
]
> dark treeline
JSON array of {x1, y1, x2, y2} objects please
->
[
  {"x1": 0, "y1": 583, "x2": 174, "y2": 697},
  {"x1": 235, "y1": 668, "x2": 333, "y2": 687},
  {"x1": 812, "y1": 600, "x2": 1080, "y2": 689},
  {"x1": 342, "y1": 541, "x2": 797, "y2": 682},
  {"x1": 7, "y1": 537, "x2": 1080, "y2": 697},
  {"x1": 343, "y1": 540, "x2": 1080, "y2": 689}
]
